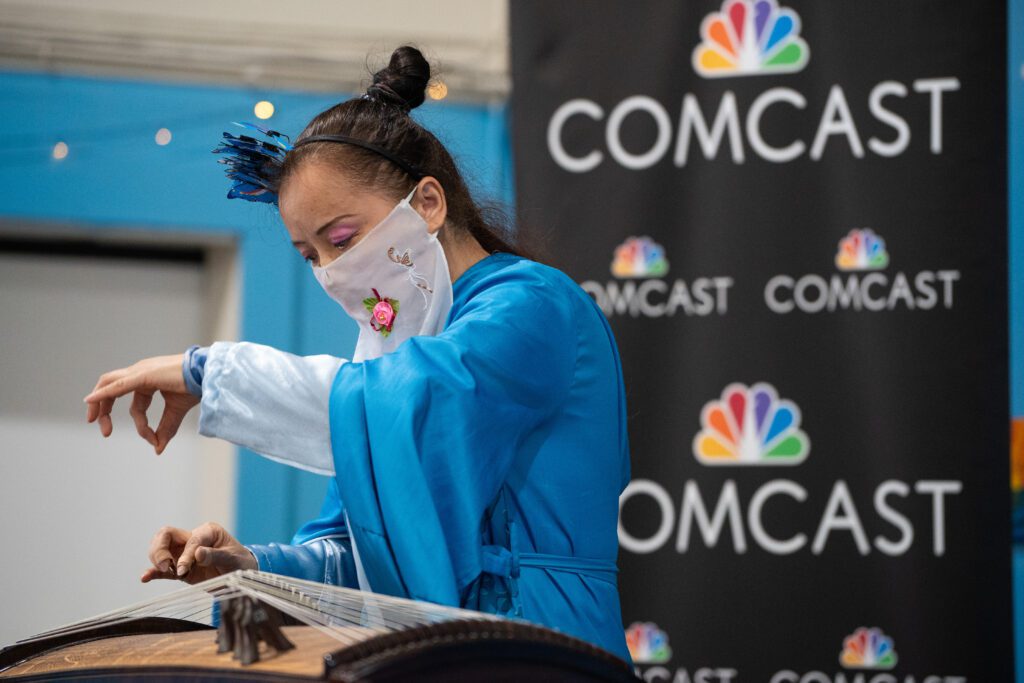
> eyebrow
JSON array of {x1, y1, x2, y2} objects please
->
[{"x1": 292, "y1": 214, "x2": 357, "y2": 246}]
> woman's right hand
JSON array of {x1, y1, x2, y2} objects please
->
[
  {"x1": 142, "y1": 522, "x2": 258, "y2": 585},
  {"x1": 84, "y1": 354, "x2": 199, "y2": 455}
]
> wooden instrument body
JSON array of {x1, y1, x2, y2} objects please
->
[{"x1": 0, "y1": 616, "x2": 638, "y2": 682}]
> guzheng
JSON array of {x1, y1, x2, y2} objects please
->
[{"x1": 0, "y1": 570, "x2": 636, "y2": 681}]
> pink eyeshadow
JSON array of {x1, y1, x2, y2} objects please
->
[{"x1": 327, "y1": 225, "x2": 358, "y2": 243}]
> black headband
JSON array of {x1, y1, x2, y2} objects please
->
[{"x1": 292, "y1": 134, "x2": 425, "y2": 180}]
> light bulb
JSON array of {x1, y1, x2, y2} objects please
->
[{"x1": 254, "y1": 100, "x2": 275, "y2": 119}]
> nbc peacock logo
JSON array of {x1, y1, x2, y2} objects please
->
[
  {"x1": 625, "y1": 622, "x2": 672, "y2": 664},
  {"x1": 839, "y1": 627, "x2": 898, "y2": 670},
  {"x1": 693, "y1": 0, "x2": 810, "y2": 78},
  {"x1": 835, "y1": 228, "x2": 890, "y2": 271},
  {"x1": 693, "y1": 382, "x2": 810, "y2": 466},
  {"x1": 611, "y1": 236, "x2": 670, "y2": 279}
]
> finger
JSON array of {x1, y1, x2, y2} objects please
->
[
  {"x1": 140, "y1": 566, "x2": 178, "y2": 583},
  {"x1": 177, "y1": 524, "x2": 216, "y2": 577},
  {"x1": 149, "y1": 526, "x2": 189, "y2": 573},
  {"x1": 130, "y1": 391, "x2": 157, "y2": 447},
  {"x1": 194, "y1": 546, "x2": 241, "y2": 570},
  {"x1": 84, "y1": 373, "x2": 142, "y2": 404},
  {"x1": 85, "y1": 369, "x2": 128, "y2": 403},
  {"x1": 91, "y1": 369, "x2": 122, "y2": 393},
  {"x1": 87, "y1": 370, "x2": 127, "y2": 424},
  {"x1": 154, "y1": 403, "x2": 184, "y2": 456},
  {"x1": 99, "y1": 401, "x2": 114, "y2": 437},
  {"x1": 86, "y1": 400, "x2": 106, "y2": 424}
]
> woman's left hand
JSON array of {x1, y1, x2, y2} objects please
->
[{"x1": 84, "y1": 354, "x2": 199, "y2": 454}]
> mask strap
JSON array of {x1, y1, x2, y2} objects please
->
[{"x1": 403, "y1": 186, "x2": 418, "y2": 204}]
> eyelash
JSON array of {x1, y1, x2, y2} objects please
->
[{"x1": 302, "y1": 236, "x2": 354, "y2": 264}]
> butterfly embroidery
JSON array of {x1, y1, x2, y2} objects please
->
[
  {"x1": 388, "y1": 247, "x2": 413, "y2": 267},
  {"x1": 387, "y1": 246, "x2": 433, "y2": 297}
]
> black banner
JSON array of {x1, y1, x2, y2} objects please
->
[{"x1": 510, "y1": 1, "x2": 1010, "y2": 680}]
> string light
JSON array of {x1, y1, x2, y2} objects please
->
[
  {"x1": 52, "y1": 141, "x2": 68, "y2": 160},
  {"x1": 155, "y1": 128, "x2": 172, "y2": 145},
  {"x1": 427, "y1": 81, "x2": 448, "y2": 101},
  {"x1": 254, "y1": 100, "x2": 275, "y2": 119}
]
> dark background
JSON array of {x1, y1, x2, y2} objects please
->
[{"x1": 511, "y1": 1, "x2": 1010, "y2": 678}]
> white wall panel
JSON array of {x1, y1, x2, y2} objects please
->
[{"x1": 0, "y1": 251, "x2": 236, "y2": 644}]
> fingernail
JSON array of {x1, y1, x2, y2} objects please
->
[
  {"x1": 176, "y1": 564, "x2": 187, "y2": 577},
  {"x1": 158, "y1": 561, "x2": 170, "y2": 573}
]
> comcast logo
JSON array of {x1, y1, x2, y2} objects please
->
[
  {"x1": 625, "y1": 622, "x2": 672, "y2": 664},
  {"x1": 693, "y1": 382, "x2": 810, "y2": 466},
  {"x1": 840, "y1": 627, "x2": 898, "y2": 670},
  {"x1": 693, "y1": 0, "x2": 810, "y2": 78},
  {"x1": 835, "y1": 229, "x2": 890, "y2": 271},
  {"x1": 611, "y1": 236, "x2": 669, "y2": 279}
]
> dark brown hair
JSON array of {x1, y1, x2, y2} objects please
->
[{"x1": 277, "y1": 45, "x2": 529, "y2": 258}]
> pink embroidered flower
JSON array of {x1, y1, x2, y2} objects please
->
[
  {"x1": 373, "y1": 300, "x2": 396, "y2": 329},
  {"x1": 363, "y1": 288, "x2": 400, "y2": 337}
]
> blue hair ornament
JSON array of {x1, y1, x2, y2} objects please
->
[
  {"x1": 212, "y1": 122, "x2": 292, "y2": 205},
  {"x1": 213, "y1": 120, "x2": 425, "y2": 205}
]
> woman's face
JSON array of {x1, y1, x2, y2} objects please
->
[{"x1": 278, "y1": 161, "x2": 446, "y2": 267}]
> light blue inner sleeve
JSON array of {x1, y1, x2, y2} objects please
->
[{"x1": 198, "y1": 341, "x2": 344, "y2": 475}]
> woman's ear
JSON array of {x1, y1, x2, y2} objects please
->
[{"x1": 412, "y1": 177, "x2": 447, "y2": 234}]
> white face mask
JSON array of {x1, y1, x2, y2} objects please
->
[{"x1": 311, "y1": 187, "x2": 453, "y2": 362}]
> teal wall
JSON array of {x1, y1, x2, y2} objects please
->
[{"x1": 0, "y1": 70, "x2": 513, "y2": 545}]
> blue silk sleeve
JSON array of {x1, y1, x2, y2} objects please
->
[
  {"x1": 245, "y1": 479, "x2": 357, "y2": 586},
  {"x1": 291, "y1": 479, "x2": 349, "y2": 545},
  {"x1": 245, "y1": 537, "x2": 356, "y2": 586}
]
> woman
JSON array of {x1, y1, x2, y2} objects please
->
[{"x1": 83, "y1": 46, "x2": 632, "y2": 662}]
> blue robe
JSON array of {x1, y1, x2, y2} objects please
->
[{"x1": 253, "y1": 253, "x2": 631, "y2": 661}]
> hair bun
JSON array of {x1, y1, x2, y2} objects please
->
[{"x1": 366, "y1": 45, "x2": 431, "y2": 111}]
